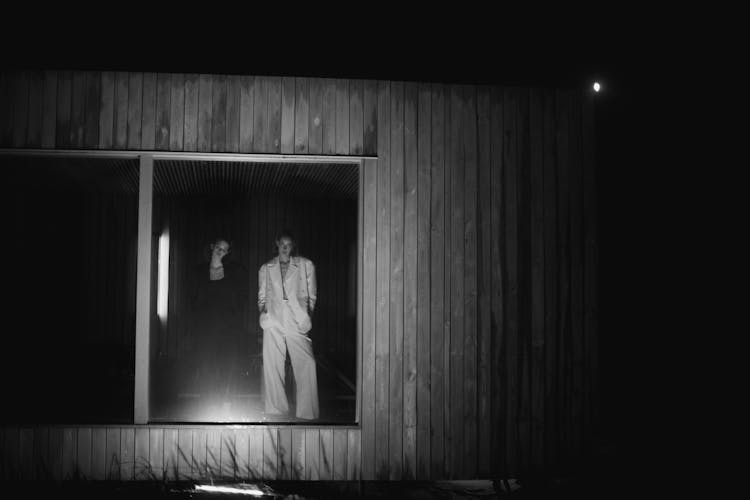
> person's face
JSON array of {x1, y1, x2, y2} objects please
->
[
  {"x1": 211, "y1": 240, "x2": 230, "y2": 261},
  {"x1": 276, "y1": 237, "x2": 294, "y2": 261}
]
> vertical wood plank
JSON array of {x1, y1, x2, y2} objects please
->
[
  {"x1": 99, "y1": 71, "x2": 114, "y2": 149},
  {"x1": 516, "y1": 87, "x2": 532, "y2": 473},
  {"x1": 389, "y1": 80, "x2": 405, "y2": 479},
  {"x1": 363, "y1": 79, "x2": 378, "y2": 156},
  {"x1": 169, "y1": 73, "x2": 185, "y2": 151},
  {"x1": 164, "y1": 428, "x2": 179, "y2": 481},
  {"x1": 149, "y1": 428, "x2": 164, "y2": 480},
  {"x1": 11, "y1": 70, "x2": 29, "y2": 148},
  {"x1": 569, "y1": 92, "x2": 584, "y2": 462},
  {"x1": 141, "y1": 72, "x2": 156, "y2": 150},
  {"x1": 126, "y1": 72, "x2": 143, "y2": 149},
  {"x1": 375, "y1": 79, "x2": 391, "y2": 480},
  {"x1": 192, "y1": 429, "x2": 207, "y2": 479},
  {"x1": 442, "y1": 83, "x2": 453, "y2": 480},
  {"x1": 503, "y1": 88, "x2": 520, "y2": 475},
  {"x1": 529, "y1": 88, "x2": 546, "y2": 471},
  {"x1": 19, "y1": 427, "x2": 33, "y2": 480},
  {"x1": 262, "y1": 427, "x2": 278, "y2": 479},
  {"x1": 268, "y1": 76, "x2": 282, "y2": 153},
  {"x1": 134, "y1": 427, "x2": 149, "y2": 480},
  {"x1": 582, "y1": 92, "x2": 598, "y2": 461},
  {"x1": 248, "y1": 427, "x2": 263, "y2": 479},
  {"x1": 239, "y1": 75, "x2": 255, "y2": 153},
  {"x1": 41, "y1": 70, "x2": 57, "y2": 148},
  {"x1": 210, "y1": 73, "x2": 227, "y2": 152},
  {"x1": 155, "y1": 72, "x2": 172, "y2": 150},
  {"x1": 335, "y1": 78, "x2": 349, "y2": 154},
  {"x1": 220, "y1": 429, "x2": 237, "y2": 479},
  {"x1": 278, "y1": 427, "x2": 292, "y2": 479},
  {"x1": 26, "y1": 70, "x2": 44, "y2": 147},
  {"x1": 121, "y1": 427, "x2": 135, "y2": 480},
  {"x1": 280, "y1": 76, "x2": 295, "y2": 154},
  {"x1": 349, "y1": 79, "x2": 364, "y2": 155},
  {"x1": 403, "y1": 81, "x2": 418, "y2": 480},
  {"x1": 120, "y1": 73, "x2": 143, "y2": 150},
  {"x1": 319, "y1": 428, "x2": 333, "y2": 480},
  {"x1": 449, "y1": 84, "x2": 465, "y2": 478},
  {"x1": 55, "y1": 70, "x2": 71, "y2": 148},
  {"x1": 183, "y1": 74, "x2": 199, "y2": 151},
  {"x1": 490, "y1": 88, "x2": 504, "y2": 476},
  {"x1": 62, "y1": 427, "x2": 76, "y2": 479},
  {"x1": 105, "y1": 427, "x2": 120, "y2": 480},
  {"x1": 347, "y1": 429, "x2": 361, "y2": 480},
  {"x1": 70, "y1": 71, "x2": 85, "y2": 147},
  {"x1": 226, "y1": 74, "x2": 240, "y2": 153},
  {"x1": 416, "y1": 81, "x2": 432, "y2": 480},
  {"x1": 91, "y1": 427, "x2": 107, "y2": 480},
  {"x1": 49, "y1": 427, "x2": 63, "y2": 480},
  {"x1": 177, "y1": 428, "x2": 192, "y2": 480},
  {"x1": 197, "y1": 73, "x2": 212, "y2": 152},
  {"x1": 291, "y1": 428, "x2": 305, "y2": 480},
  {"x1": 361, "y1": 158, "x2": 378, "y2": 480},
  {"x1": 543, "y1": 89, "x2": 558, "y2": 470},
  {"x1": 76, "y1": 427, "x2": 92, "y2": 479},
  {"x1": 113, "y1": 72, "x2": 129, "y2": 149},
  {"x1": 322, "y1": 78, "x2": 336, "y2": 154},
  {"x1": 294, "y1": 77, "x2": 309, "y2": 153},
  {"x1": 429, "y1": 83, "x2": 446, "y2": 480},
  {"x1": 463, "y1": 85, "x2": 479, "y2": 478},
  {"x1": 556, "y1": 90, "x2": 571, "y2": 464},
  {"x1": 308, "y1": 77, "x2": 323, "y2": 154},
  {"x1": 33, "y1": 427, "x2": 50, "y2": 480},
  {"x1": 206, "y1": 429, "x2": 220, "y2": 478},
  {"x1": 305, "y1": 429, "x2": 320, "y2": 480},
  {"x1": 234, "y1": 429, "x2": 249, "y2": 480},
  {"x1": 70, "y1": 71, "x2": 86, "y2": 148},
  {"x1": 476, "y1": 85, "x2": 493, "y2": 477},
  {"x1": 333, "y1": 428, "x2": 348, "y2": 480},
  {"x1": 252, "y1": 76, "x2": 267, "y2": 153},
  {"x1": 84, "y1": 70, "x2": 101, "y2": 148}
]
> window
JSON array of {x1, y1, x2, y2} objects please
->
[
  {"x1": 1, "y1": 152, "x2": 360, "y2": 425},
  {"x1": 0, "y1": 155, "x2": 139, "y2": 424},
  {"x1": 148, "y1": 160, "x2": 358, "y2": 423}
]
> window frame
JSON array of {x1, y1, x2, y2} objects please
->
[{"x1": 1, "y1": 148, "x2": 366, "y2": 426}]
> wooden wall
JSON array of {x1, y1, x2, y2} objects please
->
[
  {"x1": 0, "y1": 71, "x2": 376, "y2": 156},
  {"x1": 0, "y1": 70, "x2": 598, "y2": 480},
  {"x1": 0, "y1": 426, "x2": 360, "y2": 481}
]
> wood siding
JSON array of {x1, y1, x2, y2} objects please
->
[{"x1": 0, "y1": 70, "x2": 598, "y2": 480}]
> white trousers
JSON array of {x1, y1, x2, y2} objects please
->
[{"x1": 262, "y1": 306, "x2": 319, "y2": 419}]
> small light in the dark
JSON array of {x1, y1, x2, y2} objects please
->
[{"x1": 593, "y1": 82, "x2": 601, "y2": 92}]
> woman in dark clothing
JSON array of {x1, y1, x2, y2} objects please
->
[{"x1": 188, "y1": 238, "x2": 250, "y2": 409}]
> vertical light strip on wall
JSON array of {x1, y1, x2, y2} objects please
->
[{"x1": 157, "y1": 229, "x2": 170, "y2": 322}]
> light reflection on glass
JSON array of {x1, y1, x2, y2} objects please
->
[{"x1": 157, "y1": 229, "x2": 170, "y2": 322}]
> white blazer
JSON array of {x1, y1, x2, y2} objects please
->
[{"x1": 258, "y1": 256, "x2": 317, "y2": 333}]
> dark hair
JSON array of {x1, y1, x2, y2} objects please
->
[
  {"x1": 206, "y1": 237, "x2": 232, "y2": 260},
  {"x1": 274, "y1": 229, "x2": 298, "y2": 255}
]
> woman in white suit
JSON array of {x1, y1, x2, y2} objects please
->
[{"x1": 258, "y1": 231, "x2": 319, "y2": 420}]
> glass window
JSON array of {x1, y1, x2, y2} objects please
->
[
  {"x1": 149, "y1": 161, "x2": 358, "y2": 424},
  {"x1": 0, "y1": 155, "x2": 139, "y2": 424}
]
